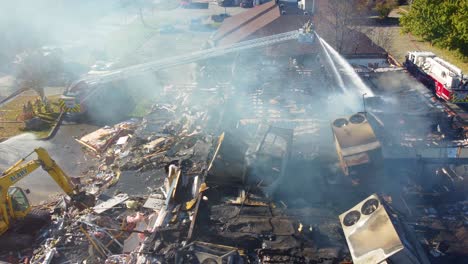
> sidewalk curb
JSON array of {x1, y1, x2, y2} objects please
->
[{"x1": 40, "y1": 111, "x2": 65, "y2": 141}]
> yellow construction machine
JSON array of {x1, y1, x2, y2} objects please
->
[{"x1": 0, "y1": 147, "x2": 94, "y2": 248}]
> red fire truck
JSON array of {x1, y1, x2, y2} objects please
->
[{"x1": 405, "y1": 51, "x2": 468, "y2": 102}]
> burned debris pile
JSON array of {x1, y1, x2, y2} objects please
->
[
  {"x1": 0, "y1": 82, "x2": 357, "y2": 263},
  {"x1": 2, "y1": 74, "x2": 467, "y2": 264}
]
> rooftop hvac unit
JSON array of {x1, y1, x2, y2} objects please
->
[
  {"x1": 349, "y1": 113, "x2": 366, "y2": 124},
  {"x1": 333, "y1": 118, "x2": 348, "y2": 128},
  {"x1": 176, "y1": 241, "x2": 242, "y2": 264},
  {"x1": 339, "y1": 194, "x2": 430, "y2": 264}
]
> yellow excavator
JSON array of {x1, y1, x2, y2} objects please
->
[{"x1": 0, "y1": 147, "x2": 94, "y2": 248}]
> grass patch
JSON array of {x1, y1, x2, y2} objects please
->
[
  {"x1": 0, "y1": 91, "x2": 40, "y2": 121},
  {"x1": 129, "y1": 96, "x2": 154, "y2": 118},
  {"x1": 0, "y1": 123, "x2": 24, "y2": 141},
  {"x1": 399, "y1": 5, "x2": 410, "y2": 12},
  {"x1": 0, "y1": 91, "x2": 63, "y2": 139},
  {"x1": 388, "y1": 29, "x2": 468, "y2": 72},
  {"x1": 381, "y1": 6, "x2": 468, "y2": 72}
]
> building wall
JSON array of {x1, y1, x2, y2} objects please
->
[
  {"x1": 347, "y1": 58, "x2": 389, "y2": 68},
  {"x1": 298, "y1": 0, "x2": 315, "y2": 13}
]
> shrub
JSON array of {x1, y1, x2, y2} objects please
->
[{"x1": 374, "y1": 0, "x2": 398, "y2": 18}]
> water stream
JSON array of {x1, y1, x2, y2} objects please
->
[
  {"x1": 317, "y1": 35, "x2": 346, "y2": 91},
  {"x1": 317, "y1": 34, "x2": 374, "y2": 97}
]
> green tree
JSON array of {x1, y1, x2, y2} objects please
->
[
  {"x1": 451, "y1": 0, "x2": 468, "y2": 55},
  {"x1": 401, "y1": 0, "x2": 468, "y2": 57},
  {"x1": 401, "y1": 0, "x2": 436, "y2": 39}
]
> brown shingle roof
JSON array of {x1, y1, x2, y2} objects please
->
[
  {"x1": 216, "y1": 5, "x2": 281, "y2": 46},
  {"x1": 213, "y1": 2, "x2": 313, "y2": 53},
  {"x1": 213, "y1": 1, "x2": 278, "y2": 44},
  {"x1": 214, "y1": 0, "x2": 385, "y2": 55}
]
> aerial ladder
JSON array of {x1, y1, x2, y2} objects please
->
[
  {"x1": 0, "y1": 148, "x2": 94, "y2": 248},
  {"x1": 60, "y1": 27, "x2": 315, "y2": 113}
]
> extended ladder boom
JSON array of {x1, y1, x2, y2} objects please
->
[{"x1": 66, "y1": 29, "x2": 313, "y2": 102}]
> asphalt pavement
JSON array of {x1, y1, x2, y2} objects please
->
[{"x1": 0, "y1": 124, "x2": 98, "y2": 204}]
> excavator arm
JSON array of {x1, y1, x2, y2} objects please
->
[
  {"x1": 29, "y1": 148, "x2": 77, "y2": 195},
  {"x1": 0, "y1": 148, "x2": 78, "y2": 196},
  {"x1": 0, "y1": 147, "x2": 92, "y2": 236}
]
